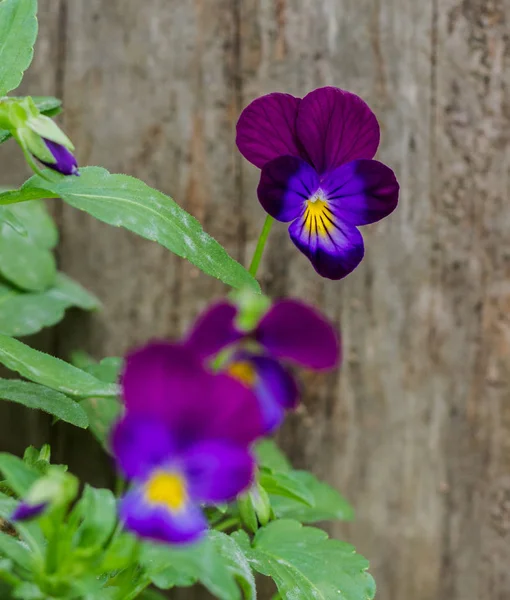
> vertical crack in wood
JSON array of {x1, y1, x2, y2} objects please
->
[{"x1": 233, "y1": 0, "x2": 246, "y2": 266}]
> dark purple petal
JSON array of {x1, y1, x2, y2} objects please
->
[
  {"x1": 199, "y1": 373, "x2": 265, "y2": 446},
  {"x1": 121, "y1": 342, "x2": 264, "y2": 450},
  {"x1": 111, "y1": 416, "x2": 175, "y2": 480},
  {"x1": 240, "y1": 353, "x2": 299, "y2": 433},
  {"x1": 236, "y1": 93, "x2": 302, "y2": 169},
  {"x1": 184, "y1": 302, "x2": 242, "y2": 360},
  {"x1": 288, "y1": 205, "x2": 365, "y2": 280},
  {"x1": 322, "y1": 159, "x2": 399, "y2": 225},
  {"x1": 11, "y1": 502, "x2": 46, "y2": 522},
  {"x1": 257, "y1": 156, "x2": 319, "y2": 222},
  {"x1": 183, "y1": 441, "x2": 255, "y2": 503},
  {"x1": 120, "y1": 486, "x2": 206, "y2": 544},
  {"x1": 256, "y1": 300, "x2": 340, "y2": 369},
  {"x1": 296, "y1": 87, "x2": 380, "y2": 174},
  {"x1": 121, "y1": 343, "x2": 208, "y2": 421},
  {"x1": 41, "y1": 139, "x2": 79, "y2": 176}
]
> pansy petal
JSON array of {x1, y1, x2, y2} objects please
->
[
  {"x1": 199, "y1": 373, "x2": 265, "y2": 445},
  {"x1": 289, "y1": 213, "x2": 365, "y2": 280},
  {"x1": 322, "y1": 159, "x2": 399, "y2": 225},
  {"x1": 256, "y1": 300, "x2": 340, "y2": 369},
  {"x1": 121, "y1": 342, "x2": 208, "y2": 420},
  {"x1": 120, "y1": 486, "x2": 206, "y2": 544},
  {"x1": 111, "y1": 415, "x2": 174, "y2": 480},
  {"x1": 11, "y1": 502, "x2": 46, "y2": 522},
  {"x1": 296, "y1": 87, "x2": 380, "y2": 173},
  {"x1": 183, "y1": 441, "x2": 255, "y2": 503},
  {"x1": 236, "y1": 93, "x2": 302, "y2": 169},
  {"x1": 184, "y1": 301, "x2": 241, "y2": 360},
  {"x1": 258, "y1": 156, "x2": 319, "y2": 222},
  {"x1": 249, "y1": 354, "x2": 299, "y2": 433}
]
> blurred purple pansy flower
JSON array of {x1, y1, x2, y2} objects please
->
[
  {"x1": 236, "y1": 86, "x2": 399, "y2": 279},
  {"x1": 112, "y1": 343, "x2": 264, "y2": 544},
  {"x1": 185, "y1": 299, "x2": 340, "y2": 433}
]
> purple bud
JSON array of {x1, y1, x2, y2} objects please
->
[
  {"x1": 11, "y1": 501, "x2": 46, "y2": 522},
  {"x1": 40, "y1": 139, "x2": 79, "y2": 176}
]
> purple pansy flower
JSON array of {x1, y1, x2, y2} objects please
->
[
  {"x1": 39, "y1": 139, "x2": 79, "y2": 176},
  {"x1": 236, "y1": 86, "x2": 399, "y2": 279},
  {"x1": 11, "y1": 501, "x2": 46, "y2": 522},
  {"x1": 185, "y1": 299, "x2": 340, "y2": 433},
  {"x1": 112, "y1": 343, "x2": 264, "y2": 544}
]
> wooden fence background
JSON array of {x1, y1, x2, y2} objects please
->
[{"x1": 1, "y1": 0, "x2": 510, "y2": 599}]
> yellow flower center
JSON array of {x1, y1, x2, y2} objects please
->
[
  {"x1": 304, "y1": 191, "x2": 334, "y2": 237},
  {"x1": 145, "y1": 471, "x2": 187, "y2": 512},
  {"x1": 228, "y1": 360, "x2": 257, "y2": 387}
]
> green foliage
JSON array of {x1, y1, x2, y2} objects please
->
[
  {"x1": 0, "y1": 226, "x2": 56, "y2": 291},
  {"x1": 0, "y1": 453, "x2": 39, "y2": 496},
  {"x1": 0, "y1": 167, "x2": 260, "y2": 292},
  {"x1": 0, "y1": 202, "x2": 99, "y2": 336},
  {"x1": 256, "y1": 440, "x2": 354, "y2": 524},
  {"x1": 270, "y1": 470, "x2": 354, "y2": 523},
  {"x1": 0, "y1": 379, "x2": 88, "y2": 428},
  {"x1": 235, "y1": 520, "x2": 376, "y2": 600},
  {"x1": 141, "y1": 531, "x2": 254, "y2": 600},
  {"x1": 0, "y1": 0, "x2": 38, "y2": 96},
  {"x1": 0, "y1": 275, "x2": 100, "y2": 337},
  {"x1": 0, "y1": 97, "x2": 62, "y2": 145},
  {"x1": 0, "y1": 334, "x2": 118, "y2": 397}
]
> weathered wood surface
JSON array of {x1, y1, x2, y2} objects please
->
[{"x1": 1, "y1": 0, "x2": 510, "y2": 599}]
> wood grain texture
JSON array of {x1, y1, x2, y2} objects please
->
[{"x1": 1, "y1": 0, "x2": 510, "y2": 598}]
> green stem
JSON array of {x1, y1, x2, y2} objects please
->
[{"x1": 248, "y1": 215, "x2": 274, "y2": 278}]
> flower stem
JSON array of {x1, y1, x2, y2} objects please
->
[{"x1": 248, "y1": 215, "x2": 274, "y2": 278}]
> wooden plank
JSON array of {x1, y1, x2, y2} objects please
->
[
  {"x1": 238, "y1": 1, "x2": 438, "y2": 599},
  {"x1": 433, "y1": 1, "x2": 510, "y2": 598}
]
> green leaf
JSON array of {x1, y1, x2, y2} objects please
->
[
  {"x1": 81, "y1": 396, "x2": 121, "y2": 451},
  {"x1": 0, "y1": 186, "x2": 49, "y2": 206},
  {"x1": 1, "y1": 167, "x2": 260, "y2": 291},
  {"x1": 0, "y1": 378, "x2": 88, "y2": 427},
  {"x1": 0, "y1": 97, "x2": 61, "y2": 144},
  {"x1": 6, "y1": 200, "x2": 58, "y2": 249},
  {"x1": 45, "y1": 273, "x2": 100, "y2": 311},
  {"x1": 0, "y1": 224, "x2": 56, "y2": 292},
  {"x1": 208, "y1": 531, "x2": 256, "y2": 600},
  {"x1": 141, "y1": 533, "x2": 243, "y2": 600},
  {"x1": 259, "y1": 469, "x2": 314, "y2": 507},
  {"x1": 255, "y1": 440, "x2": 291, "y2": 472},
  {"x1": 235, "y1": 520, "x2": 376, "y2": 600},
  {"x1": 84, "y1": 357, "x2": 122, "y2": 383},
  {"x1": 0, "y1": 334, "x2": 118, "y2": 397},
  {"x1": 0, "y1": 206, "x2": 26, "y2": 235},
  {"x1": 0, "y1": 0, "x2": 38, "y2": 96},
  {"x1": 73, "y1": 486, "x2": 117, "y2": 549},
  {"x1": 0, "y1": 531, "x2": 31, "y2": 570},
  {"x1": 0, "y1": 275, "x2": 100, "y2": 337},
  {"x1": 12, "y1": 583, "x2": 44, "y2": 599},
  {"x1": 0, "y1": 453, "x2": 39, "y2": 496},
  {"x1": 269, "y1": 471, "x2": 354, "y2": 523}
]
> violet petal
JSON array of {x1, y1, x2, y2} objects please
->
[
  {"x1": 183, "y1": 441, "x2": 255, "y2": 503},
  {"x1": 236, "y1": 93, "x2": 302, "y2": 169},
  {"x1": 257, "y1": 155, "x2": 319, "y2": 222},
  {"x1": 296, "y1": 87, "x2": 380, "y2": 174},
  {"x1": 256, "y1": 300, "x2": 340, "y2": 368},
  {"x1": 322, "y1": 159, "x2": 399, "y2": 225},
  {"x1": 184, "y1": 301, "x2": 241, "y2": 360}
]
